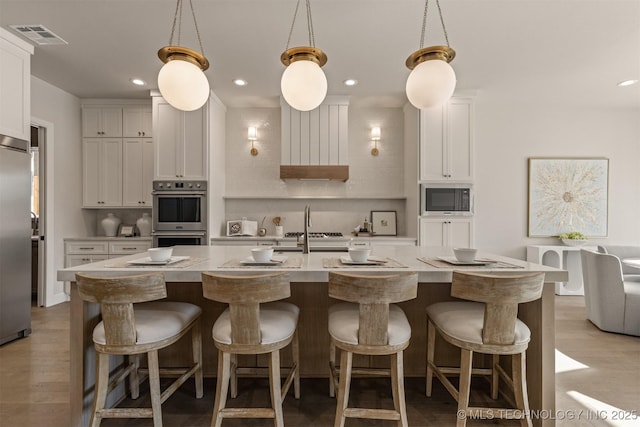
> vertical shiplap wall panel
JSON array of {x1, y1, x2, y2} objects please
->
[
  {"x1": 300, "y1": 111, "x2": 310, "y2": 165},
  {"x1": 338, "y1": 105, "x2": 348, "y2": 165},
  {"x1": 329, "y1": 105, "x2": 339, "y2": 164},
  {"x1": 290, "y1": 108, "x2": 301, "y2": 165},
  {"x1": 309, "y1": 108, "x2": 320, "y2": 164},
  {"x1": 319, "y1": 106, "x2": 329, "y2": 165},
  {"x1": 280, "y1": 99, "x2": 291, "y2": 164},
  {"x1": 280, "y1": 96, "x2": 349, "y2": 166}
]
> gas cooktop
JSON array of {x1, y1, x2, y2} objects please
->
[{"x1": 284, "y1": 232, "x2": 344, "y2": 238}]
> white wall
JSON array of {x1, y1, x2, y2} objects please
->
[
  {"x1": 31, "y1": 76, "x2": 83, "y2": 305},
  {"x1": 474, "y1": 102, "x2": 640, "y2": 259}
]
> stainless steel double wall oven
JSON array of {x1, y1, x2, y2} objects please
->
[{"x1": 152, "y1": 180, "x2": 207, "y2": 247}]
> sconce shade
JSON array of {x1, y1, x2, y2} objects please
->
[
  {"x1": 158, "y1": 53, "x2": 210, "y2": 111},
  {"x1": 281, "y1": 47, "x2": 328, "y2": 112},
  {"x1": 371, "y1": 127, "x2": 381, "y2": 140},
  {"x1": 248, "y1": 126, "x2": 257, "y2": 140}
]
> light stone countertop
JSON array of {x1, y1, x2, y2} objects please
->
[
  {"x1": 58, "y1": 244, "x2": 568, "y2": 283},
  {"x1": 64, "y1": 237, "x2": 152, "y2": 241}
]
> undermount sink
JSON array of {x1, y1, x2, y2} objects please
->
[{"x1": 275, "y1": 246, "x2": 348, "y2": 253}]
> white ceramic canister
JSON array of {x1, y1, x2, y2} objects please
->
[
  {"x1": 136, "y1": 213, "x2": 152, "y2": 237},
  {"x1": 101, "y1": 213, "x2": 121, "y2": 237},
  {"x1": 274, "y1": 226, "x2": 284, "y2": 237}
]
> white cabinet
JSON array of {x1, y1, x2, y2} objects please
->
[
  {"x1": 82, "y1": 139, "x2": 123, "y2": 207},
  {"x1": 64, "y1": 240, "x2": 109, "y2": 267},
  {"x1": 0, "y1": 28, "x2": 33, "y2": 142},
  {"x1": 419, "y1": 217, "x2": 474, "y2": 248},
  {"x1": 420, "y1": 97, "x2": 474, "y2": 181},
  {"x1": 153, "y1": 96, "x2": 208, "y2": 180},
  {"x1": 82, "y1": 107, "x2": 123, "y2": 138},
  {"x1": 108, "y1": 241, "x2": 152, "y2": 257},
  {"x1": 65, "y1": 239, "x2": 152, "y2": 268},
  {"x1": 122, "y1": 138, "x2": 154, "y2": 207},
  {"x1": 123, "y1": 106, "x2": 152, "y2": 137}
]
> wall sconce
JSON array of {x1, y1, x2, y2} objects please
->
[
  {"x1": 370, "y1": 127, "x2": 381, "y2": 156},
  {"x1": 248, "y1": 126, "x2": 258, "y2": 156}
]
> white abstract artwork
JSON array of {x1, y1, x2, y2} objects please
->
[{"x1": 528, "y1": 158, "x2": 608, "y2": 237}]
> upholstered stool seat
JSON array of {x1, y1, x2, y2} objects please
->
[
  {"x1": 92, "y1": 301, "x2": 201, "y2": 346},
  {"x1": 75, "y1": 273, "x2": 203, "y2": 427},
  {"x1": 329, "y1": 302, "x2": 411, "y2": 347},
  {"x1": 426, "y1": 271, "x2": 545, "y2": 427},
  {"x1": 202, "y1": 272, "x2": 300, "y2": 427},
  {"x1": 328, "y1": 271, "x2": 418, "y2": 427},
  {"x1": 213, "y1": 301, "x2": 299, "y2": 346},
  {"x1": 426, "y1": 302, "x2": 531, "y2": 349}
]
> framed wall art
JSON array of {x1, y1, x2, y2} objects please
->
[
  {"x1": 371, "y1": 210, "x2": 397, "y2": 236},
  {"x1": 528, "y1": 158, "x2": 608, "y2": 237}
]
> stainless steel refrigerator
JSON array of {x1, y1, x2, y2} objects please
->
[{"x1": 0, "y1": 134, "x2": 32, "y2": 345}]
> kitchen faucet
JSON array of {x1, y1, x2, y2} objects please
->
[{"x1": 303, "y1": 205, "x2": 311, "y2": 254}]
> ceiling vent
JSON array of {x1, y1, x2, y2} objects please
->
[{"x1": 10, "y1": 25, "x2": 68, "y2": 46}]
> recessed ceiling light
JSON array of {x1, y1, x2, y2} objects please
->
[
  {"x1": 233, "y1": 79, "x2": 248, "y2": 86},
  {"x1": 343, "y1": 79, "x2": 358, "y2": 86},
  {"x1": 617, "y1": 79, "x2": 638, "y2": 87},
  {"x1": 130, "y1": 78, "x2": 145, "y2": 86}
]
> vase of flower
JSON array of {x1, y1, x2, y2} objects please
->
[
  {"x1": 101, "y1": 213, "x2": 121, "y2": 237},
  {"x1": 136, "y1": 213, "x2": 152, "y2": 237}
]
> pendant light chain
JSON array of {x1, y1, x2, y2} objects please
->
[
  {"x1": 167, "y1": 0, "x2": 205, "y2": 55},
  {"x1": 306, "y1": 0, "x2": 316, "y2": 48},
  {"x1": 285, "y1": 0, "x2": 316, "y2": 50},
  {"x1": 189, "y1": 0, "x2": 206, "y2": 56},
  {"x1": 419, "y1": 0, "x2": 450, "y2": 49}
]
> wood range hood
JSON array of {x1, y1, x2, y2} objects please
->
[
  {"x1": 280, "y1": 96, "x2": 350, "y2": 182},
  {"x1": 280, "y1": 165, "x2": 349, "y2": 182}
]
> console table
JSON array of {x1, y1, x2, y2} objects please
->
[{"x1": 527, "y1": 245, "x2": 596, "y2": 295}]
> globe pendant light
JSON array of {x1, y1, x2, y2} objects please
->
[
  {"x1": 405, "y1": 0, "x2": 457, "y2": 110},
  {"x1": 157, "y1": 0, "x2": 210, "y2": 112},
  {"x1": 280, "y1": 0, "x2": 328, "y2": 112}
]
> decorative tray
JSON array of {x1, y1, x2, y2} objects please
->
[
  {"x1": 339, "y1": 256, "x2": 387, "y2": 265},
  {"x1": 436, "y1": 256, "x2": 496, "y2": 266},
  {"x1": 239, "y1": 256, "x2": 288, "y2": 266},
  {"x1": 127, "y1": 256, "x2": 190, "y2": 266}
]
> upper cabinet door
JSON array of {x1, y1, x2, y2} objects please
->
[
  {"x1": 419, "y1": 97, "x2": 474, "y2": 182},
  {"x1": 153, "y1": 96, "x2": 208, "y2": 180},
  {"x1": 123, "y1": 107, "x2": 152, "y2": 138},
  {"x1": 0, "y1": 29, "x2": 32, "y2": 142},
  {"x1": 82, "y1": 107, "x2": 122, "y2": 137}
]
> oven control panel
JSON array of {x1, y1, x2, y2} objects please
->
[{"x1": 153, "y1": 180, "x2": 207, "y2": 191}]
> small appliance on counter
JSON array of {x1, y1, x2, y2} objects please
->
[{"x1": 226, "y1": 219, "x2": 258, "y2": 236}]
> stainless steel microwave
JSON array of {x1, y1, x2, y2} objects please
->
[{"x1": 421, "y1": 184, "x2": 473, "y2": 215}]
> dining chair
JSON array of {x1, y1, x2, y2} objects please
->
[
  {"x1": 328, "y1": 271, "x2": 418, "y2": 427},
  {"x1": 75, "y1": 272, "x2": 203, "y2": 427},
  {"x1": 425, "y1": 271, "x2": 545, "y2": 427},
  {"x1": 202, "y1": 271, "x2": 300, "y2": 427}
]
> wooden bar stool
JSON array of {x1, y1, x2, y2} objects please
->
[
  {"x1": 328, "y1": 271, "x2": 418, "y2": 427},
  {"x1": 425, "y1": 271, "x2": 545, "y2": 427},
  {"x1": 202, "y1": 271, "x2": 300, "y2": 427},
  {"x1": 75, "y1": 272, "x2": 203, "y2": 427}
]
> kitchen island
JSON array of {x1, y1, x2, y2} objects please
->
[{"x1": 58, "y1": 245, "x2": 568, "y2": 427}]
